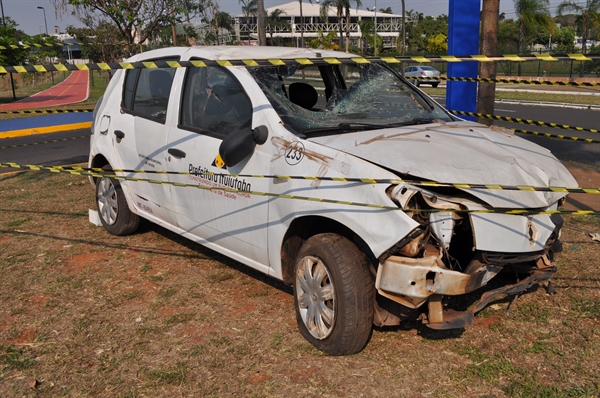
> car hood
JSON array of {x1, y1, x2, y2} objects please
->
[{"x1": 307, "y1": 121, "x2": 578, "y2": 208}]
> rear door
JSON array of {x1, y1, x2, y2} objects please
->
[{"x1": 114, "y1": 63, "x2": 178, "y2": 224}]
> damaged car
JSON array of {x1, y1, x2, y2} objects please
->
[{"x1": 89, "y1": 46, "x2": 578, "y2": 355}]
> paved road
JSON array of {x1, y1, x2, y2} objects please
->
[
  {"x1": 0, "y1": 128, "x2": 90, "y2": 174},
  {"x1": 492, "y1": 103, "x2": 600, "y2": 168}
]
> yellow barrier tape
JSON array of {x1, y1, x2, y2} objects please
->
[
  {"x1": 0, "y1": 108, "x2": 94, "y2": 115},
  {"x1": 449, "y1": 111, "x2": 599, "y2": 134},
  {"x1": 1, "y1": 162, "x2": 597, "y2": 195},
  {"x1": 3, "y1": 54, "x2": 600, "y2": 74},
  {"x1": 407, "y1": 76, "x2": 600, "y2": 87},
  {"x1": 0, "y1": 135, "x2": 89, "y2": 150},
  {"x1": 1, "y1": 163, "x2": 596, "y2": 215}
]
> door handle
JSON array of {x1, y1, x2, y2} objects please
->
[
  {"x1": 114, "y1": 130, "x2": 125, "y2": 139},
  {"x1": 168, "y1": 148, "x2": 186, "y2": 159}
]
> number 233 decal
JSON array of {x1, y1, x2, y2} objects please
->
[{"x1": 285, "y1": 142, "x2": 305, "y2": 165}]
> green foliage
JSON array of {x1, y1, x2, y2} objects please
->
[
  {"x1": 0, "y1": 17, "x2": 29, "y2": 66},
  {"x1": 426, "y1": 33, "x2": 447, "y2": 53},
  {"x1": 514, "y1": 0, "x2": 554, "y2": 52},
  {"x1": 67, "y1": 18, "x2": 127, "y2": 62},
  {"x1": 405, "y1": 16, "x2": 448, "y2": 53},
  {"x1": 498, "y1": 19, "x2": 520, "y2": 52},
  {"x1": 310, "y1": 30, "x2": 340, "y2": 50}
]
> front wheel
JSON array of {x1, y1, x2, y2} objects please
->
[
  {"x1": 95, "y1": 169, "x2": 140, "y2": 236},
  {"x1": 293, "y1": 233, "x2": 374, "y2": 355}
]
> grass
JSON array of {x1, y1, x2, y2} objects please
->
[{"x1": 0, "y1": 171, "x2": 599, "y2": 396}]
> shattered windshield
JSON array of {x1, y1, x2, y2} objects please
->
[{"x1": 248, "y1": 62, "x2": 452, "y2": 135}]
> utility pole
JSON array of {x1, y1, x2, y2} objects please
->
[{"x1": 476, "y1": 0, "x2": 499, "y2": 126}]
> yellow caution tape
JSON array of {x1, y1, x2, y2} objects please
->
[
  {"x1": 0, "y1": 163, "x2": 596, "y2": 214},
  {"x1": 2, "y1": 54, "x2": 600, "y2": 73},
  {"x1": 0, "y1": 135, "x2": 89, "y2": 150},
  {"x1": 1, "y1": 162, "x2": 598, "y2": 195},
  {"x1": 450, "y1": 111, "x2": 599, "y2": 134},
  {"x1": 408, "y1": 76, "x2": 600, "y2": 87}
]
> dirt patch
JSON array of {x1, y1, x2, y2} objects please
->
[
  {"x1": 0, "y1": 172, "x2": 599, "y2": 397},
  {"x1": 563, "y1": 162, "x2": 600, "y2": 211}
]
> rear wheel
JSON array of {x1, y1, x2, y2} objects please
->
[
  {"x1": 95, "y1": 168, "x2": 140, "y2": 236},
  {"x1": 293, "y1": 233, "x2": 374, "y2": 355}
]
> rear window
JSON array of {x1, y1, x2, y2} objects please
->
[{"x1": 122, "y1": 61, "x2": 177, "y2": 123}]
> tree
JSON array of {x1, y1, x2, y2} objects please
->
[
  {"x1": 67, "y1": 17, "x2": 126, "y2": 62},
  {"x1": 53, "y1": 0, "x2": 201, "y2": 55},
  {"x1": 309, "y1": 30, "x2": 339, "y2": 49},
  {"x1": 298, "y1": 0, "x2": 314, "y2": 48},
  {"x1": 379, "y1": 7, "x2": 392, "y2": 14},
  {"x1": 557, "y1": 0, "x2": 600, "y2": 54},
  {"x1": 343, "y1": 0, "x2": 362, "y2": 52},
  {"x1": 239, "y1": 0, "x2": 257, "y2": 44},
  {"x1": 426, "y1": 33, "x2": 447, "y2": 53},
  {"x1": 319, "y1": 0, "x2": 344, "y2": 50},
  {"x1": 256, "y1": 0, "x2": 266, "y2": 45},
  {"x1": 513, "y1": 0, "x2": 554, "y2": 54},
  {"x1": 405, "y1": 16, "x2": 448, "y2": 53},
  {"x1": 265, "y1": 8, "x2": 289, "y2": 44},
  {"x1": 498, "y1": 19, "x2": 520, "y2": 52}
]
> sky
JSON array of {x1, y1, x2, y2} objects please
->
[{"x1": 3, "y1": 0, "x2": 571, "y2": 37}]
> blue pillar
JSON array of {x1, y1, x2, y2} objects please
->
[{"x1": 447, "y1": 0, "x2": 480, "y2": 121}]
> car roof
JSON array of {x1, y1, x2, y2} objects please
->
[{"x1": 126, "y1": 46, "x2": 358, "y2": 62}]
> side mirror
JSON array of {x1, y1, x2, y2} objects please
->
[{"x1": 219, "y1": 125, "x2": 269, "y2": 167}]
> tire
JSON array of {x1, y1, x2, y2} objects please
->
[
  {"x1": 432, "y1": 83, "x2": 439, "y2": 88},
  {"x1": 95, "y1": 168, "x2": 140, "y2": 236},
  {"x1": 293, "y1": 233, "x2": 374, "y2": 355}
]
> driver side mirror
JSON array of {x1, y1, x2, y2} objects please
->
[{"x1": 218, "y1": 125, "x2": 269, "y2": 167}]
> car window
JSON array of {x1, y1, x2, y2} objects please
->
[
  {"x1": 420, "y1": 66, "x2": 437, "y2": 71},
  {"x1": 250, "y1": 62, "x2": 451, "y2": 135},
  {"x1": 180, "y1": 65, "x2": 253, "y2": 139},
  {"x1": 122, "y1": 66, "x2": 176, "y2": 123}
]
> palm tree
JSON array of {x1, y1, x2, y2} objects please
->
[
  {"x1": 513, "y1": 0, "x2": 554, "y2": 54},
  {"x1": 239, "y1": 0, "x2": 258, "y2": 44},
  {"x1": 265, "y1": 8, "x2": 289, "y2": 44},
  {"x1": 298, "y1": 0, "x2": 314, "y2": 48},
  {"x1": 379, "y1": 7, "x2": 392, "y2": 14},
  {"x1": 401, "y1": 0, "x2": 406, "y2": 56},
  {"x1": 557, "y1": 0, "x2": 600, "y2": 54},
  {"x1": 343, "y1": 0, "x2": 362, "y2": 52},
  {"x1": 320, "y1": 0, "x2": 344, "y2": 50},
  {"x1": 257, "y1": 0, "x2": 266, "y2": 45}
]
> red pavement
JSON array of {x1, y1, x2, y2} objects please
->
[{"x1": 0, "y1": 70, "x2": 89, "y2": 111}]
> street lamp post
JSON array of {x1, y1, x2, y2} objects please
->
[{"x1": 37, "y1": 6, "x2": 48, "y2": 35}]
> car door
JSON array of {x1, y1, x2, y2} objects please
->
[
  {"x1": 165, "y1": 64, "x2": 271, "y2": 271},
  {"x1": 113, "y1": 65, "x2": 178, "y2": 225}
]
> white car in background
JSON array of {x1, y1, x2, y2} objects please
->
[
  {"x1": 404, "y1": 65, "x2": 442, "y2": 87},
  {"x1": 89, "y1": 46, "x2": 576, "y2": 355}
]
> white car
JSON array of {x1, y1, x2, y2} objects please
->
[
  {"x1": 90, "y1": 46, "x2": 576, "y2": 355},
  {"x1": 404, "y1": 65, "x2": 441, "y2": 87}
]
